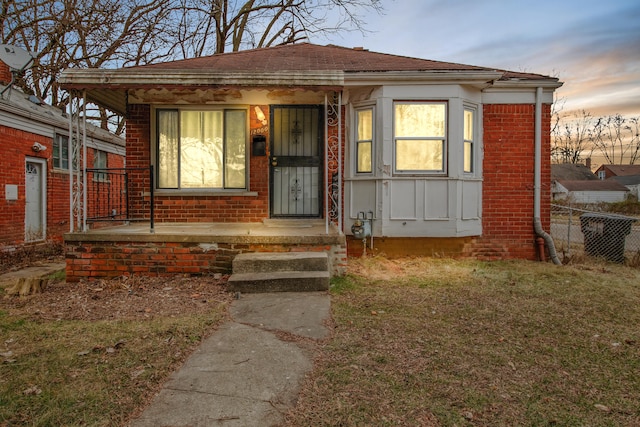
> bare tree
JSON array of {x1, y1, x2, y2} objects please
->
[
  {"x1": 590, "y1": 114, "x2": 640, "y2": 165},
  {"x1": 551, "y1": 109, "x2": 594, "y2": 164},
  {"x1": 2, "y1": 0, "x2": 178, "y2": 110},
  {"x1": 2, "y1": 0, "x2": 383, "y2": 98}
]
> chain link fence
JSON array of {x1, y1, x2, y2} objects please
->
[{"x1": 551, "y1": 204, "x2": 640, "y2": 265}]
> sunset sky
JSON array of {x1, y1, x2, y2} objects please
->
[{"x1": 316, "y1": 0, "x2": 640, "y2": 119}]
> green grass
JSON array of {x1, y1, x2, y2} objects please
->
[
  {"x1": 286, "y1": 258, "x2": 640, "y2": 426},
  {"x1": 0, "y1": 306, "x2": 228, "y2": 426}
]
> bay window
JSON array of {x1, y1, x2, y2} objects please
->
[
  {"x1": 157, "y1": 109, "x2": 247, "y2": 189},
  {"x1": 463, "y1": 107, "x2": 476, "y2": 173},
  {"x1": 356, "y1": 108, "x2": 373, "y2": 173},
  {"x1": 394, "y1": 102, "x2": 446, "y2": 173}
]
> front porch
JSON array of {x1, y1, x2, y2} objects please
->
[{"x1": 64, "y1": 220, "x2": 346, "y2": 282}]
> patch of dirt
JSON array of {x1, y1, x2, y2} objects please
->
[
  {"x1": 0, "y1": 242, "x2": 64, "y2": 275},
  {"x1": 0, "y1": 274, "x2": 233, "y2": 321}
]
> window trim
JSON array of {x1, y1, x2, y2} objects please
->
[
  {"x1": 392, "y1": 101, "x2": 448, "y2": 176},
  {"x1": 463, "y1": 105, "x2": 477, "y2": 174},
  {"x1": 52, "y1": 133, "x2": 70, "y2": 170},
  {"x1": 93, "y1": 149, "x2": 108, "y2": 182},
  {"x1": 154, "y1": 107, "x2": 249, "y2": 191},
  {"x1": 354, "y1": 106, "x2": 374, "y2": 174}
]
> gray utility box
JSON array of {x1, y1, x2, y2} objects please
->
[{"x1": 580, "y1": 213, "x2": 636, "y2": 263}]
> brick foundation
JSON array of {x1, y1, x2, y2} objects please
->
[{"x1": 65, "y1": 234, "x2": 346, "y2": 281}]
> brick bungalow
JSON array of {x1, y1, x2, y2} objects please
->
[
  {"x1": 0, "y1": 59, "x2": 125, "y2": 253},
  {"x1": 59, "y1": 43, "x2": 562, "y2": 281}
]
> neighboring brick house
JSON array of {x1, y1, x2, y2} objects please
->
[
  {"x1": 59, "y1": 43, "x2": 562, "y2": 279},
  {"x1": 0, "y1": 59, "x2": 125, "y2": 251},
  {"x1": 595, "y1": 164, "x2": 640, "y2": 180}
]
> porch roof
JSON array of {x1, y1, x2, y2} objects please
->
[{"x1": 59, "y1": 43, "x2": 562, "y2": 115}]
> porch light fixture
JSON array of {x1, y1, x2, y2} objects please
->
[{"x1": 254, "y1": 106, "x2": 267, "y2": 125}]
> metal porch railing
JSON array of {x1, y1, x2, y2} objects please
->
[{"x1": 84, "y1": 166, "x2": 154, "y2": 232}]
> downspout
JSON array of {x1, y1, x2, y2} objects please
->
[{"x1": 534, "y1": 86, "x2": 561, "y2": 265}]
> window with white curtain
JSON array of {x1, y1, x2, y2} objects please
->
[{"x1": 157, "y1": 109, "x2": 246, "y2": 189}]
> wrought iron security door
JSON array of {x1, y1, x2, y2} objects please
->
[{"x1": 270, "y1": 106, "x2": 323, "y2": 217}]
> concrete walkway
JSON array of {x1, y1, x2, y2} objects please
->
[{"x1": 129, "y1": 292, "x2": 331, "y2": 427}]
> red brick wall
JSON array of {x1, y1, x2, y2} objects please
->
[
  {"x1": 126, "y1": 104, "x2": 270, "y2": 222},
  {"x1": 468, "y1": 103, "x2": 552, "y2": 260},
  {"x1": 0, "y1": 122, "x2": 125, "y2": 248},
  {"x1": 65, "y1": 239, "x2": 346, "y2": 281},
  {"x1": 0, "y1": 61, "x2": 12, "y2": 85},
  {"x1": 0, "y1": 124, "x2": 60, "y2": 246}
]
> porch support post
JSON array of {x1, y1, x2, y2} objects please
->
[
  {"x1": 337, "y1": 91, "x2": 342, "y2": 232},
  {"x1": 82, "y1": 90, "x2": 88, "y2": 232},
  {"x1": 68, "y1": 91, "x2": 86, "y2": 232},
  {"x1": 325, "y1": 93, "x2": 329, "y2": 234},
  {"x1": 68, "y1": 92, "x2": 75, "y2": 233},
  {"x1": 325, "y1": 91, "x2": 342, "y2": 234}
]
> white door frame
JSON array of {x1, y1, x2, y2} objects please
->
[{"x1": 25, "y1": 157, "x2": 47, "y2": 242}]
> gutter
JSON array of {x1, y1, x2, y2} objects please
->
[{"x1": 534, "y1": 86, "x2": 561, "y2": 265}]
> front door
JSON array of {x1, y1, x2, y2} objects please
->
[
  {"x1": 25, "y1": 159, "x2": 46, "y2": 241},
  {"x1": 270, "y1": 106, "x2": 322, "y2": 217}
]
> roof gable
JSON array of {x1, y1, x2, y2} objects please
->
[{"x1": 600, "y1": 164, "x2": 640, "y2": 176}]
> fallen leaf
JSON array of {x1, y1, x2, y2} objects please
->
[
  {"x1": 594, "y1": 404, "x2": 611, "y2": 412},
  {"x1": 23, "y1": 386, "x2": 42, "y2": 396},
  {"x1": 371, "y1": 311, "x2": 378, "y2": 315}
]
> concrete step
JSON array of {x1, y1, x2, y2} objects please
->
[
  {"x1": 232, "y1": 252, "x2": 328, "y2": 274},
  {"x1": 227, "y1": 271, "x2": 330, "y2": 293}
]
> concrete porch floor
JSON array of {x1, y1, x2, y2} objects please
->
[{"x1": 65, "y1": 219, "x2": 344, "y2": 245}]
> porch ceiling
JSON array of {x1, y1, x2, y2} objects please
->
[{"x1": 59, "y1": 69, "x2": 345, "y2": 115}]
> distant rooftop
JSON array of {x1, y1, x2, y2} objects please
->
[{"x1": 551, "y1": 164, "x2": 597, "y2": 181}]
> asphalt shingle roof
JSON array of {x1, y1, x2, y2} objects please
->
[
  {"x1": 130, "y1": 43, "x2": 554, "y2": 81},
  {"x1": 551, "y1": 164, "x2": 598, "y2": 181},
  {"x1": 557, "y1": 180, "x2": 629, "y2": 192},
  {"x1": 601, "y1": 164, "x2": 640, "y2": 177}
]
